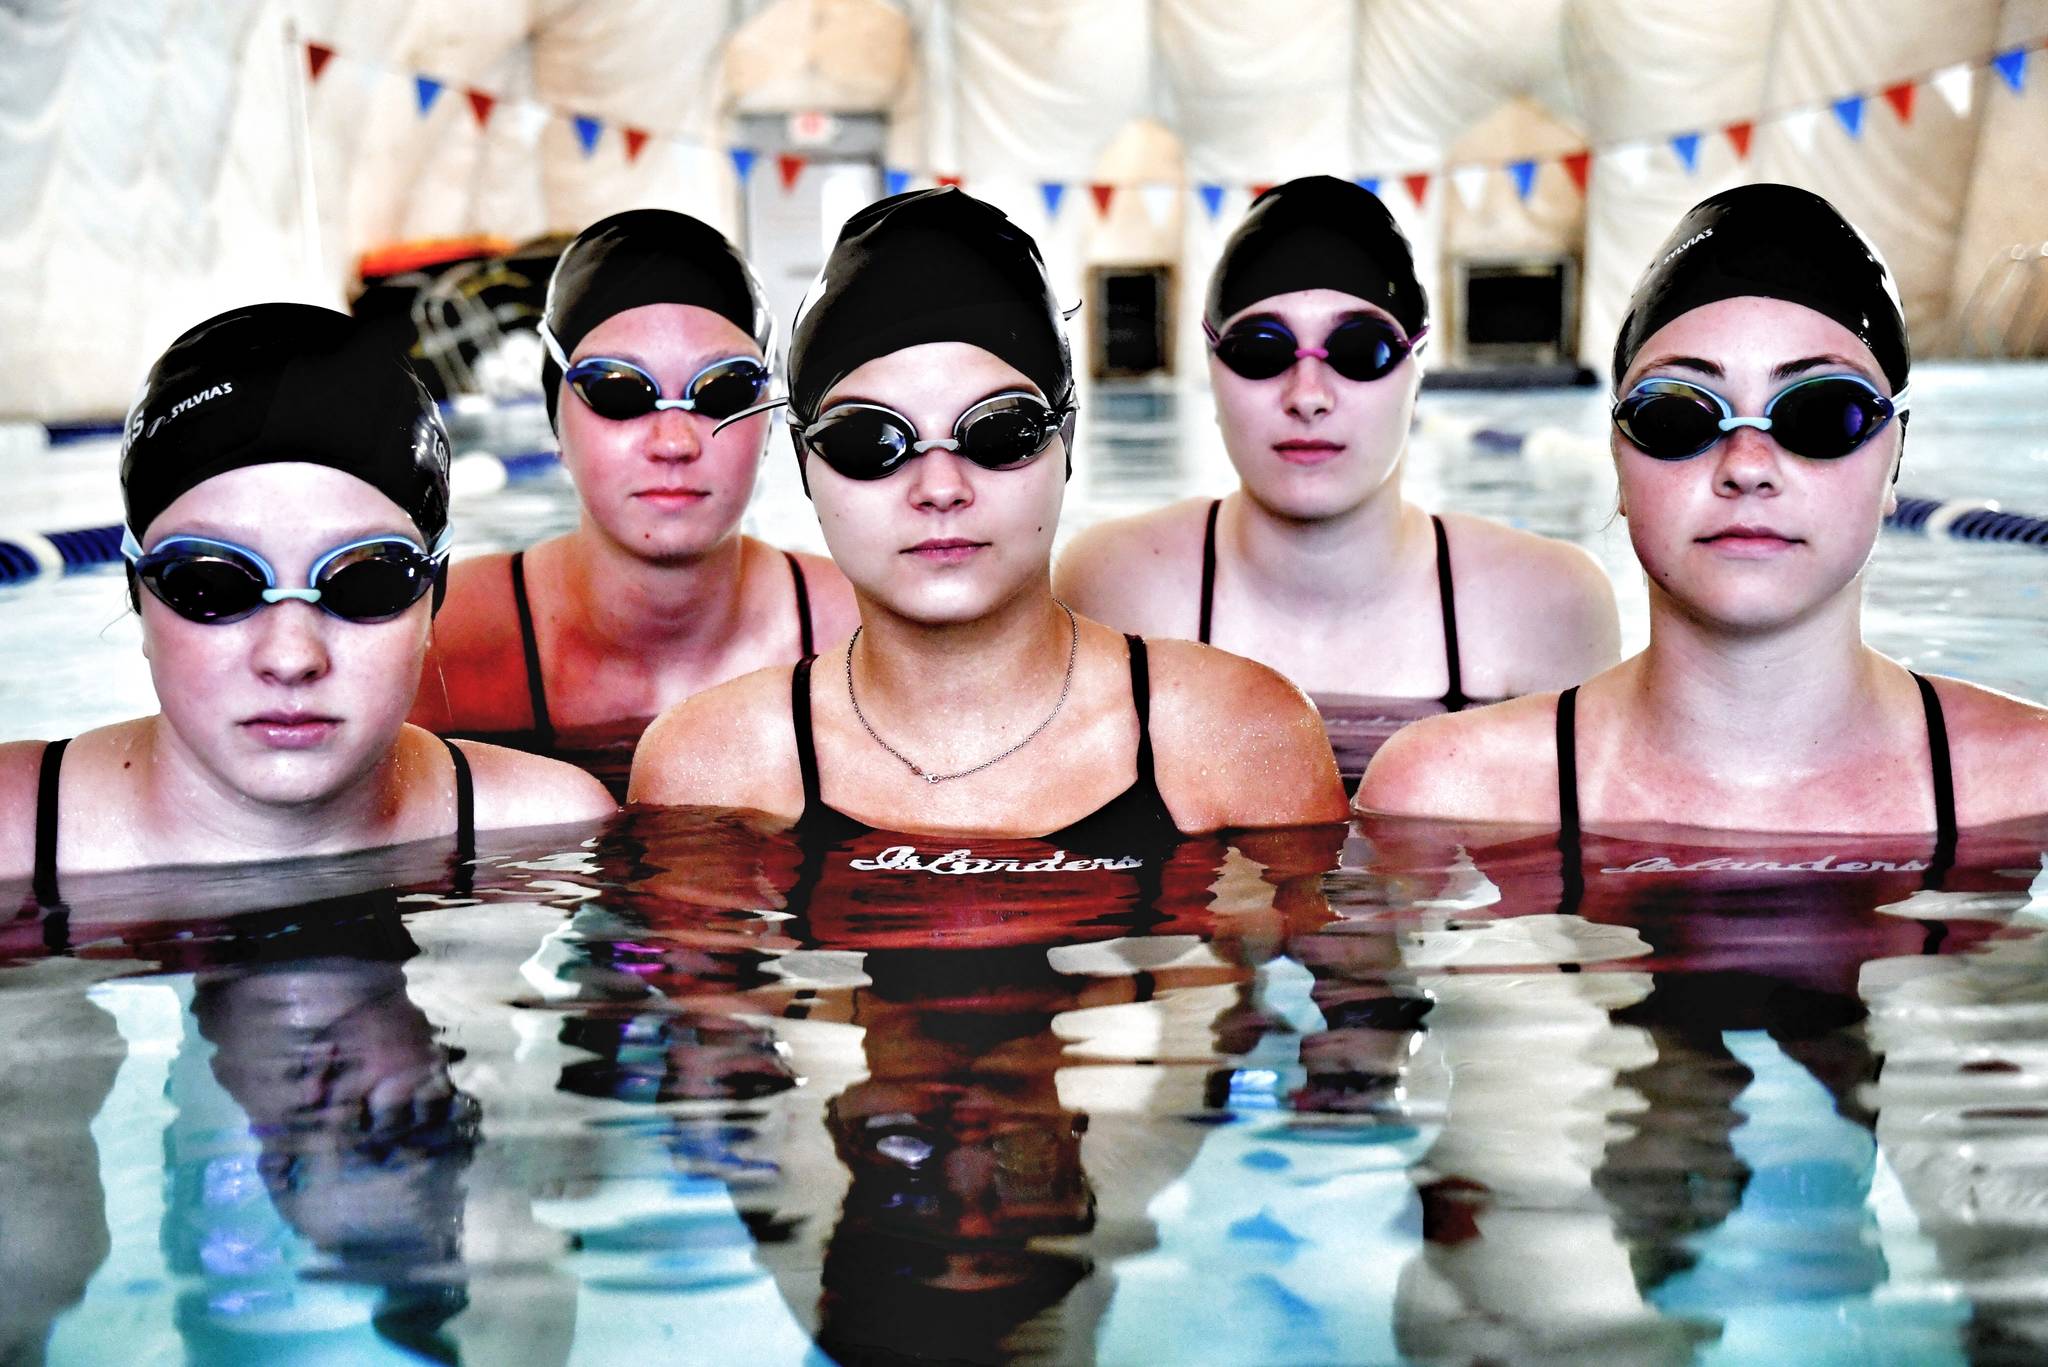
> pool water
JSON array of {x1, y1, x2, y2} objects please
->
[{"x1": 4, "y1": 366, "x2": 2048, "y2": 1364}]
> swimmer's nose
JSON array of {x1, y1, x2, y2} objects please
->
[
  {"x1": 249, "y1": 601, "x2": 332, "y2": 686},
  {"x1": 909, "y1": 443, "x2": 974, "y2": 512},
  {"x1": 645, "y1": 405, "x2": 702, "y2": 462},
  {"x1": 1713, "y1": 423, "x2": 1783, "y2": 496},
  {"x1": 1282, "y1": 355, "x2": 1334, "y2": 422}
]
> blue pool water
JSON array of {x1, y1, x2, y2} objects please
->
[{"x1": 3, "y1": 367, "x2": 2048, "y2": 1364}]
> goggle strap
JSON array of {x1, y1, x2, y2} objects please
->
[
  {"x1": 119, "y1": 526, "x2": 143, "y2": 562},
  {"x1": 1889, "y1": 385, "x2": 1911, "y2": 416},
  {"x1": 538, "y1": 319, "x2": 572, "y2": 372},
  {"x1": 712, "y1": 396, "x2": 790, "y2": 435}
]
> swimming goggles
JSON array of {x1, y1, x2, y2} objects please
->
[
  {"x1": 791, "y1": 391, "x2": 1073, "y2": 481},
  {"x1": 1205, "y1": 315, "x2": 1427, "y2": 383},
  {"x1": 122, "y1": 528, "x2": 452, "y2": 624},
  {"x1": 1612, "y1": 374, "x2": 1910, "y2": 462},
  {"x1": 540, "y1": 322, "x2": 768, "y2": 422}
]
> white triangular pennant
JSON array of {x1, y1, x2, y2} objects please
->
[
  {"x1": 1932, "y1": 63, "x2": 1974, "y2": 117},
  {"x1": 1450, "y1": 165, "x2": 1488, "y2": 212},
  {"x1": 1605, "y1": 143, "x2": 1651, "y2": 185},
  {"x1": 1139, "y1": 182, "x2": 1177, "y2": 229},
  {"x1": 509, "y1": 100, "x2": 549, "y2": 147},
  {"x1": 1778, "y1": 106, "x2": 1821, "y2": 154}
]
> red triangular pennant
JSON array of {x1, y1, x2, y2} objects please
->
[
  {"x1": 622, "y1": 127, "x2": 651, "y2": 162},
  {"x1": 777, "y1": 153, "x2": 805, "y2": 190},
  {"x1": 465, "y1": 88, "x2": 495, "y2": 128},
  {"x1": 936, "y1": 174, "x2": 963, "y2": 188},
  {"x1": 1088, "y1": 182, "x2": 1115, "y2": 215},
  {"x1": 305, "y1": 42, "x2": 334, "y2": 82},
  {"x1": 1248, "y1": 182, "x2": 1273, "y2": 200},
  {"x1": 1883, "y1": 81, "x2": 1916, "y2": 122},
  {"x1": 1725, "y1": 120, "x2": 1754, "y2": 159},
  {"x1": 1561, "y1": 150, "x2": 1591, "y2": 194},
  {"x1": 1402, "y1": 172, "x2": 1431, "y2": 206}
]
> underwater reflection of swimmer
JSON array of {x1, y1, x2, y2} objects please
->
[{"x1": 555, "y1": 1009, "x2": 797, "y2": 1105}]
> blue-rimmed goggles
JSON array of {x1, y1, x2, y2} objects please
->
[
  {"x1": 1613, "y1": 373, "x2": 1909, "y2": 462},
  {"x1": 122, "y1": 527, "x2": 453, "y2": 624}
]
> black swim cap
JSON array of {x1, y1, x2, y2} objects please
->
[
  {"x1": 788, "y1": 187, "x2": 1074, "y2": 423},
  {"x1": 1206, "y1": 176, "x2": 1428, "y2": 337},
  {"x1": 122, "y1": 303, "x2": 451, "y2": 544},
  {"x1": 1613, "y1": 183, "x2": 1909, "y2": 392},
  {"x1": 542, "y1": 208, "x2": 774, "y2": 427}
]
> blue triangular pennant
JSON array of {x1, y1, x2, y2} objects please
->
[
  {"x1": 414, "y1": 76, "x2": 443, "y2": 115},
  {"x1": 1832, "y1": 94, "x2": 1865, "y2": 138},
  {"x1": 1507, "y1": 160, "x2": 1537, "y2": 200},
  {"x1": 1669, "y1": 132, "x2": 1701, "y2": 173},
  {"x1": 572, "y1": 115, "x2": 602, "y2": 156},
  {"x1": 1197, "y1": 183, "x2": 1225, "y2": 219},
  {"x1": 884, "y1": 167, "x2": 911, "y2": 196},
  {"x1": 1039, "y1": 181, "x2": 1065, "y2": 218},
  {"x1": 1994, "y1": 47, "x2": 2028, "y2": 92},
  {"x1": 729, "y1": 147, "x2": 756, "y2": 182},
  {"x1": 1354, "y1": 176, "x2": 1381, "y2": 198}
]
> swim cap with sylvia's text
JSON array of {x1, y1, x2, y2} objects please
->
[
  {"x1": 1206, "y1": 176, "x2": 1427, "y2": 338},
  {"x1": 1613, "y1": 183, "x2": 1909, "y2": 392},
  {"x1": 122, "y1": 303, "x2": 451, "y2": 544}
]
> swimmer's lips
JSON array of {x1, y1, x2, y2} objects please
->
[
  {"x1": 904, "y1": 538, "x2": 989, "y2": 565},
  {"x1": 1696, "y1": 524, "x2": 1805, "y2": 557},
  {"x1": 630, "y1": 486, "x2": 713, "y2": 507},
  {"x1": 1272, "y1": 438, "x2": 1346, "y2": 466},
  {"x1": 241, "y1": 712, "x2": 341, "y2": 748}
]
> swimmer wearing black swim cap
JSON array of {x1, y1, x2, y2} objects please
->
[
  {"x1": 1362, "y1": 183, "x2": 2048, "y2": 838},
  {"x1": 413, "y1": 209, "x2": 857, "y2": 788},
  {"x1": 2, "y1": 303, "x2": 611, "y2": 894},
  {"x1": 633, "y1": 186, "x2": 1348, "y2": 837},
  {"x1": 1060, "y1": 175, "x2": 1617, "y2": 750}
]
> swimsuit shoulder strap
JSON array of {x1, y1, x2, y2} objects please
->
[
  {"x1": 1126, "y1": 634, "x2": 1157, "y2": 787},
  {"x1": 1431, "y1": 515, "x2": 1467, "y2": 709},
  {"x1": 32, "y1": 738, "x2": 69, "y2": 906},
  {"x1": 1911, "y1": 672, "x2": 1958, "y2": 873},
  {"x1": 443, "y1": 736, "x2": 475, "y2": 866},
  {"x1": 784, "y1": 551, "x2": 816, "y2": 658},
  {"x1": 508, "y1": 551, "x2": 555, "y2": 746},
  {"x1": 791, "y1": 657, "x2": 822, "y2": 815},
  {"x1": 1198, "y1": 498, "x2": 1221, "y2": 645},
  {"x1": 1554, "y1": 687, "x2": 1584, "y2": 916}
]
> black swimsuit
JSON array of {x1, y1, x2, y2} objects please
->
[
  {"x1": 29, "y1": 734, "x2": 476, "y2": 908},
  {"x1": 509, "y1": 547, "x2": 817, "y2": 748},
  {"x1": 788, "y1": 634, "x2": 1180, "y2": 850},
  {"x1": 1553, "y1": 673, "x2": 1958, "y2": 914},
  {"x1": 1198, "y1": 497, "x2": 1466, "y2": 709}
]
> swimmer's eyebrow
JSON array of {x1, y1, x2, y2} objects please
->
[
  {"x1": 1636, "y1": 354, "x2": 1722, "y2": 377},
  {"x1": 1771, "y1": 353, "x2": 1872, "y2": 382}
]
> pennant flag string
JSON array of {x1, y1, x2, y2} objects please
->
[
  {"x1": 1831, "y1": 94, "x2": 1866, "y2": 138},
  {"x1": 884, "y1": 168, "x2": 912, "y2": 196},
  {"x1": 572, "y1": 115, "x2": 603, "y2": 157},
  {"x1": 1507, "y1": 159, "x2": 1537, "y2": 200},
  {"x1": 1354, "y1": 176, "x2": 1380, "y2": 197},
  {"x1": 305, "y1": 42, "x2": 334, "y2": 82},
  {"x1": 1669, "y1": 131, "x2": 1701, "y2": 173},
  {"x1": 1993, "y1": 46, "x2": 2028, "y2": 92},
  {"x1": 729, "y1": 147, "x2": 756, "y2": 183},
  {"x1": 1039, "y1": 181, "x2": 1066, "y2": 218},
  {"x1": 1402, "y1": 172, "x2": 1431, "y2": 207},
  {"x1": 777, "y1": 153, "x2": 805, "y2": 190},
  {"x1": 1197, "y1": 183, "x2": 1225, "y2": 220},
  {"x1": 414, "y1": 75, "x2": 443, "y2": 115},
  {"x1": 1450, "y1": 165, "x2": 1487, "y2": 211},
  {"x1": 1725, "y1": 120, "x2": 1753, "y2": 159},
  {"x1": 1560, "y1": 150, "x2": 1590, "y2": 194},
  {"x1": 465, "y1": 88, "x2": 495, "y2": 128},
  {"x1": 1088, "y1": 182, "x2": 1115, "y2": 217},
  {"x1": 1882, "y1": 80, "x2": 1916, "y2": 122},
  {"x1": 623, "y1": 127, "x2": 652, "y2": 163}
]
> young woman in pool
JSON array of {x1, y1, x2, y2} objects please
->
[
  {"x1": 631, "y1": 188, "x2": 1347, "y2": 839},
  {"x1": 412, "y1": 210, "x2": 858, "y2": 785},
  {"x1": 0, "y1": 304, "x2": 613, "y2": 900},
  {"x1": 1056, "y1": 176, "x2": 1619, "y2": 730},
  {"x1": 1360, "y1": 184, "x2": 2048, "y2": 835}
]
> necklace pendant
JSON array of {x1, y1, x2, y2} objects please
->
[{"x1": 924, "y1": 772, "x2": 941, "y2": 784}]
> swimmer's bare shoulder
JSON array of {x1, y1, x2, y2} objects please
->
[
  {"x1": 410, "y1": 550, "x2": 530, "y2": 732},
  {"x1": 0, "y1": 740, "x2": 45, "y2": 878},
  {"x1": 629, "y1": 665, "x2": 805, "y2": 819},
  {"x1": 1922, "y1": 675, "x2": 2048, "y2": 826},
  {"x1": 1143, "y1": 638, "x2": 1348, "y2": 831},
  {"x1": 1437, "y1": 512, "x2": 1620, "y2": 694},
  {"x1": 446, "y1": 732, "x2": 615, "y2": 829},
  {"x1": 1356, "y1": 691, "x2": 1563, "y2": 823},
  {"x1": 1054, "y1": 496, "x2": 1214, "y2": 638}
]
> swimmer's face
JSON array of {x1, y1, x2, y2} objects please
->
[
  {"x1": 138, "y1": 463, "x2": 430, "y2": 807},
  {"x1": 1614, "y1": 296, "x2": 1901, "y2": 633},
  {"x1": 556, "y1": 303, "x2": 770, "y2": 565},
  {"x1": 809, "y1": 342, "x2": 1065, "y2": 626},
  {"x1": 1210, "y1": 288, "x2": 1420, "y2": 520}
]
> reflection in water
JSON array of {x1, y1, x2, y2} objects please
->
[{"x1": 2, "y1": 810, "x2": 2046, "y2": 1363}]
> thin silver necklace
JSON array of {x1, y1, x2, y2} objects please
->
[{"x1": 845, "y1": 602, "x2": 1080, "y2": 784}]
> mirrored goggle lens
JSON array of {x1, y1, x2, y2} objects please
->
[
  {"x1": 1613, "y1": 383, "x2": 1727, "y2": 460},
  {"x1": 141, "y1": 555, "x2": 268, "y2": 622},
  {"x1": 313, "y1": 544, "x2": 437, "y2": 621},
  {"x1": 1767, "y1": 378, "x2": 1894, "y2": 459},
  {"x1": 1212, "y1": 325, "x2": 1298, "y2": 380},
  {"x1": 685, "y1": 360, "x2": 769, "y2": 421},
  {"x1": 1320, "y1": 318, "x2": 1410, "y2": 381},
  {"x1": 569, "y1": 362, "x2": 664, "y2": 420},
  {"x1": 804, "y1": 409, "x2": 915, "y2": 480},
  {"x1": 956, "y1": 399, "x2": 1060, "y2": 469}
]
